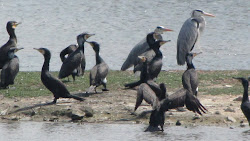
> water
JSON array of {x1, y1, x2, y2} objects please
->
[
  {"x1": 0, "y1": 122, "x2": 249, "y2": 141},
  {"x1": 0, "y1": 0, "x2": 249, "y2": 71}
]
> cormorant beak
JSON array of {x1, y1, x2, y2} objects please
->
[
  {"x1": 138, "y1": 56, "x2": 146, "y2": 62},
  {"x1": 160, "y1": 40, "x2": 171, "y2": 46},
  {"x1": 85, "y1": 34, "x2": 95, "y2": 40},
  {"x1": 15, "y1": 48, "x2": 24, "y2": 52},
  {"x1": 193, "y1": 52, "x2": 202, "y2": 57},
  {"x1": 33, "y1": 48, "x2": 44, "y2": 54},
  {"x1": 232, "y1": 77, "x2": 242, "y2": 82},
  {"x1": 12, "y1": 22, "x2": 21, "y2": 28},
  {"x1": 203, "y1": 12, "x2": 215, "y2": 17}
]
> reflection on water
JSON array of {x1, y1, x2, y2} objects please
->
[
  {"x1": 0, "y1": 0, "x2": 249, "y2": 71},
  {"x1": 0, "y1": 122, "x2": 249, "y2": 141}
]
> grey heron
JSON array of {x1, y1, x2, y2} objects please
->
[{"x1": 177, "y1": 10, "x2": 214, "y2": 65}]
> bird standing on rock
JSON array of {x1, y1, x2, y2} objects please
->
[{"x1": 34, "y1": 47, "x2": 84, "y2": 103}]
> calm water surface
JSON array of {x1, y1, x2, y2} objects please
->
[
  {"x1": 0, "y1": 0, "x2": 249, "y2": 71},
  {"x1": 0, "y1": 122, "x2": 249, "y2": 141}
]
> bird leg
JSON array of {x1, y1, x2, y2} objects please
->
[{"x1": 102, "y1": 82, "x2": 109, "y2": 91}]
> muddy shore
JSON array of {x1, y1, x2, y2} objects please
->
[{"x1": 0, "y1": 89, "x2": 248, "y2": 127}]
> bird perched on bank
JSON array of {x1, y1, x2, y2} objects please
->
[
  {"x1": 34, "y1": 47, "x2": 84, "y2": 103},
  {"x1": 177, "y1": 10, "x2": 214, "y2": 65},
  {"x1": 87, "y1": 41, "x2": 109, "y2": 93},
  {"x1": 121, "y1": 26, "x2": 173, "y2": 71},
  {"x1": 233, "y1": 77, "x2": 250, "y2": 126},
  {"x1": 60, "y1": 44, "x2": 82, "y2": 81},
  {"x1": 124, "y1": 39, "x2": 169, "y2": 88},
  {"x1": 182, "y1": 52, "x2": 202, "y2": 96},
  {"x1": 0, "y1": 21, "x2": 21, "y2": 69},
  {"x1": 0, "y1": 47, "x2": 23, "y2": 89},
  {"x1": 58, "y1": 33, "x2": 94, "y2": 80}
]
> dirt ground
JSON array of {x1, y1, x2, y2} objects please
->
[{"x1": 0, "y1": 88, "x2": 248, "y2": 127}]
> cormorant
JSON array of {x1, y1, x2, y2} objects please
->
[
  {"x1": 58, "y1": 33, "x2": 94, "y2": 79},
  {"x1": 145, "y1": 88, "x2": 207, "y2": 132},
  {"x1": 121, "y1": 26, "x2": 172, "y2": 71},
  {"x1": 87, "y1": 41, "x2": 109, "y2": 93},
  {"x1": 60, "y1": 44, "x2": 82, "y2": 81},
  {"x1": 177, "y1": 10, "x2": 214, "y2": 65},
  {"x1": 34, "y1": 48, "x2": 84, "y2": 103},
  {"x1": 0, "y1": 47, "x2": 23, "y2": 88},
  {"x1": 233, "y1": 77, "x2": 250, "y2": 126},
  {"x1": 124, "y1": 40, "x2": 168, "y2": 88},
  {"x1": 182, "y1": 52, "x2": 202, "y2": 96},
  {"x1": 0, "y1": 21, "x2": 21, "y2": 68}
]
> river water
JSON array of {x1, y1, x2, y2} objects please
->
[
  {"x1": 0, "y1": 122, "x2": 249, "y2": 141},
  {"x1": 0, "y1": 0, "x2": 249, "y2": 71}
]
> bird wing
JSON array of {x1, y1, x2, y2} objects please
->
[
  {"x1": 182, "y1": 69, "x2": 198, "y2": 95},
  {"x1": 241, "y1": 102, "x2": 250, "y2": 123},
  {"x1": 90, "y1": 62, "x2": 109, "y2": 86},
  {"x1": 135, "y1": 83, "x2": 160, "y2": 111},
  {"x1": 133, "y1": 49, "x2": 155, "y2": 73},
  {"x1": 58, "y1": 50, "x2": 82, "y2": 79},
  {"x1": 1, "y1": 57, "x2": 19, "y2": 86},
  {"x1": 121, "y1": 37, "x2": 149, "y2": 71},
  {"x1": 160, "y1": 88, "x2": 207, "y2": 115},
  {"x1": 177, "y1": 18, "x2": 199, "y2": 65}
]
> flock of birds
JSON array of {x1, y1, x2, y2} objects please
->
[{"x1": 0, "y1": 9, "x2": 249, "y2": 131}]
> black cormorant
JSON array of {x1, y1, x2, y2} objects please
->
[
  {"x1": 0, "y1": 21, "x2": 21, "y2": 68},
  {"x1": 182, "y1": 52, "x2": 201, "y2": 96},
  {"x1": 60, "y1": 44, "x2": 81, "y2": 81},
  {"x1": 87, "y1": 41, "x2": 109, "y2": 93},
  {"x1": 121, "y1": 26, "x2": 172, "y2": 71},
  {"x1": 58, "y1": 33, "x2": 94, "y2": 79},
  {"x1": 124, "y1": 40, "x2": 168, "y2": 88},
  {"x1": 233, "y1": 77, "x2": 250, "y2": 126},
  {"x1": 34, "y1": 48, "x2": 84, "y2": 103},
  {"x1": 0, "y1": 47, "x2": 23, "y2": 88}
]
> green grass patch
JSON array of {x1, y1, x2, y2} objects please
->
[{"x1": 0, "y1": 70, "x2": 249, "y2": 98}]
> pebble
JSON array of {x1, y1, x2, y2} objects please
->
[
  {"x1": 226, "y1": 116, "x2": 236, "y2": 123},
  {"x1": 176, "y1": 120, "x2": 181, "y2": 126},
  {"x1": 214, "y1": 111, "x2": 221, "y2": 115},
  {"x1": 233, "y1": 96, "x2": 242, "y2": 101},
  {"x1": 224, "y1": 107, "x2": 235, "y2": 112}
]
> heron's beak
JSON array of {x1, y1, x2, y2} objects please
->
[
  {"x1": 138, "y1": 56, "x2": 146, "y2": 62},
  {"x1": 163, "y1": 28, "x2": 173, "y2": 32},
  {"x1": 193, "y1": 52, "x2": 202, "y2": 57},
  {"x1": 203, "y1": 12, "x2": 215, "y2": 17}
]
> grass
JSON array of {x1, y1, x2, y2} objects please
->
[{"x1": 0, "y1": 70, "x2": 249, "y2": 98}]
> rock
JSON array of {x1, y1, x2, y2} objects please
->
[
  {"x1": 214, "y1": 111, "x2": 221, "y2": 115},
  {"x1": 81, "y1": 107, "x2": 94, "y2": 117},
  {"x1": 233, "y1": 96, "x2": 242, "y2": 101},
  {"x1": 51, "y1": 109, "x2": 72, "y2": 117},
  {"x1": 176, "y1": 120, "x2": 181, "y2": 126},
  {"x1": 70, "y1": 110, "x2": 84, "y2": 121},
  {"x1": 0, "y1": 107, "x2": 9, "y2": 115},
  {"x1": 192, "y1": 115, "x2": 200, "y2": 120},
  {"x1": 21, "y1": 110, "x2": 36, "y2": 116},
  {"x1": 226, "y1": 116, "x2": 236, "y2": 123},
  {"x1": 224, "y1": 107, "x2": 235, "y2": 112},
  {"x1": 49, "y1": 116, "x2": 59, "y2": 122}
]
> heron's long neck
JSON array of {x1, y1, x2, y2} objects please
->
[
  {"x1": 42, "y1": 56, "x2": 50, "y2": 72},
  {"x1": 242, "y1": 82, "x2": 249, "y2": 103},
  {"x1": 193, "y1": 16, "x2": 206, "y2": 33}
]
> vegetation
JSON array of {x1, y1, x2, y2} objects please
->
[{"x1": 0, "y1": 70, "x2": 249, "y2": 98}]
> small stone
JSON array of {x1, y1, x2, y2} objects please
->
[
  {"x1": 224, "y1": 107, "x2": 235, "y2": 112},
  {"x1": 176, "y1": 120, "x2": 181, "y2": 126},
  {"x1": 192, "y1": 115, "x2": 200, "y2": 120},
  {"x1": 233, "y1": 96, "x2": 242, "y2": 101},
  {"x1": 214, "y1": 111, "x2": 221, "y2": 115},
  {"x1": 226, "y1": 116, "x2": 236, "y2": 123},
  {"x1": 229, "y1": 127, "x2": 234, "y2": 129},
  {"x1": 49, "y1": 116, "x2": 59, "y2": 122},
  {"x1": 81, "y1": 107, "x2": 94, "y2": 117},
  {"x1": 70, "y1": 111, "x2": 84, "y2": 121}
]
